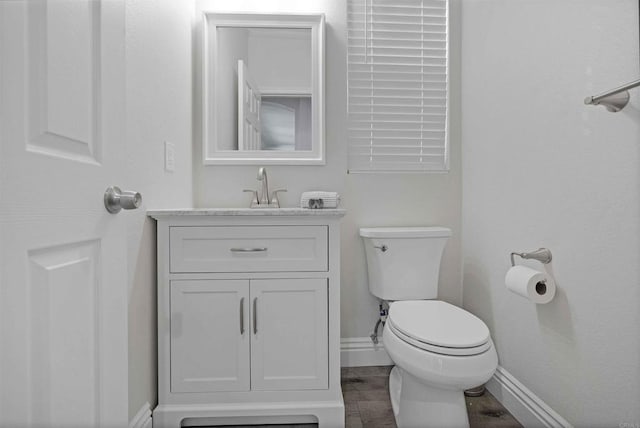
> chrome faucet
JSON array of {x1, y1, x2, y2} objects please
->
[{"x1": 243, "y1": 167, "x2": 287, "y2": 208}]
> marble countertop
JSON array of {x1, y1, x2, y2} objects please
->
[{"x1": 147, "y1": 207, "x2": 346, "y2": 218}]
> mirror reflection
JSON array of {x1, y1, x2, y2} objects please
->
[{"x1": 216, "y1": 27, "x2": 312, "y2": 152}]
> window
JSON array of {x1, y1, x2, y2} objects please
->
[{"x1": 347, "y1": 0, "x2": 449, "y2": 173}]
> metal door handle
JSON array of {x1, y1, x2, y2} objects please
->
[
  {"x1": 104, "y1": 186, "x2": 142, "y2": 214},
  {"x1": 240, "y1": 297, "x2": 245, "y2": 335},
  {"x1": 230, "y1": 247, "x2": 267, "y2": 252},
  {"x1": 253, "y1": 298, "x2": 258, "y2": 335}
]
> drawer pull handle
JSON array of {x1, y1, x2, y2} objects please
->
[
  {"x1": 240, "y1": 297, "x2": 245, "y2": 335},
  {"x1": 253, "y1": 298, "x2": 258, "y2": 335},
  {"x1": 230, "y1": 247, "x2": 268, "y2": 252}
]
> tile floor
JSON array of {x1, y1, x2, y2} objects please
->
[{"x1": 219, "y1": 365, "x2": 522, "y2": 428}]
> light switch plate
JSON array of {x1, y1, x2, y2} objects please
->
[{"x1": 165, "y1": 141, "x2": 175, "y2": 172}]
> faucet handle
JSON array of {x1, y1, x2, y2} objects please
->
[
  {"x1": 243, "y1": 189, "x2": 259, "y2": 208},
  {"x1": 270, "y1": 188, "x2": 287, "y2": 208}
]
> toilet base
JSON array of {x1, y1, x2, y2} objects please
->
[{"x1": 389, "y1": 366, "x2": 470, "y2": 428}]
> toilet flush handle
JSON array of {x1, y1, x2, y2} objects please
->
[{"x1": 374, "y1": 244, "x2": 388, "y2": 252}]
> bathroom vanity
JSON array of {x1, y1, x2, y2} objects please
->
[{"x1": 148, "y1": 208, "x2": 345, "y2": 427}]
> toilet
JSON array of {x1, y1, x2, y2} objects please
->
[{"x1": 360, "y1": 227, "x2": 498, "y2": 428}]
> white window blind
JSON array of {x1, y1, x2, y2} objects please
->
[{"x1": 347, "y1": 0, "x2": 449, "y2": 173}]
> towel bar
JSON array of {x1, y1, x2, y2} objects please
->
[{"x1": 584, "y1": 78, "x2": 640, "y2": 112}]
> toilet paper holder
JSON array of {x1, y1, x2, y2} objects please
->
[{"x1": 510, "y1": 248, "x2": 552, "y2": 267}]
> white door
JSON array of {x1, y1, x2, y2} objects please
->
[
  {"x1": 170, "y1": 280, "x2": 250, "y2": 393},
  {"x1": 250, "y1": 278, "x2": 328, "y2": 391},
  {"x1": 0, "y1": 1, "x2": 129, "y2": 426},
  {"x1": 237, "y1": 59, "x2": 262, "y2": 150}
]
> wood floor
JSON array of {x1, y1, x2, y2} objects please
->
[
  {"x1": 217, "y1": 365, "x2": 522, "y2": 427},
  {"x1": 341, "y1": 366, "x2": 522, "y2": 428}
]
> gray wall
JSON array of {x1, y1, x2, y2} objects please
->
[
  {"x1": 194, "y1": 0, "x2": 463, "y2": 340},
  {"x1": 125, "y1": 0, "x2": 194, "y2": 420},
  {"x1": 461, "y1": 0, "x2": 640, "y2": 424}
]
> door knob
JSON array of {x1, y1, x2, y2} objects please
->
[{"x1": 104, "y1": 186, "x2": 142, "y2": 214}]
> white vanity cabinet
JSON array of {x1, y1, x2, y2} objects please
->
[
  {"x1": 170, "y1": 278, "x2": 328, "y2": 394},
  {"x1": 249, "y1": 278, "x2": 328, "y2": 391},
  {"x1": 170, "y1": 279, "x2": 250, "y2": 393},
  {"x1": 149, "y1": 209, "x2": 345, "y2": 428}
]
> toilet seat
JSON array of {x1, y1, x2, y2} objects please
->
[
  {"x1": 388, "y1": 322, "x2": 491, "y2": 356},
  {"x1": 387, "y1": 300, "x2": 491, "y2": 356}
]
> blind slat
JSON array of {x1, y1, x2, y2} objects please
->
[
  {"x1": 349, "y1": 70, "x2": 447, "y2": 76},
  {"x1": 350, "y1": 87, "x2": 446, "y2": 94},
  {"x1": 349, "y1": 105, "x2": 446, "y2": 113},
  {"x1": 349, "y1": 64, "x2": 447, "y2": 72},
  {"x1": 349, "y1": 136, "x2": 445, "y2": 141},
  {"x1": 349, "y1": 113, "x2": 446, "y2": 119},
  {"x1": 350, "y1": 121, "x2": 447, "y2": 127},
  {"x1": 348, "y1": 37, "x2": 446, "y2": 45}
]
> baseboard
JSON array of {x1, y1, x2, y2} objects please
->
[
  {"x1": 487, "y1": 366, "x2": 572, "y2": 428},
  {"x1": 130, "y1": 401, "x2": 153, "y2": 428},
  {"x1": 340, "y1": 337, "x2": 393, "y2": 367}
]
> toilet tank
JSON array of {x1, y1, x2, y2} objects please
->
[{"x1": 359, "y1": 227, "x2": 451, "y2": 301}]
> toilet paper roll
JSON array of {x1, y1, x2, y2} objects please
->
[{"x1": 505, "y1": 265, "x2": 556, "y2": 304}]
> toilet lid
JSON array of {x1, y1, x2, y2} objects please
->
[{"x1": 388, "y1": 300, "x2": 490, "y2": 350}]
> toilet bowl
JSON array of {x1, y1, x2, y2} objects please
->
[
  {"x1": 359, "y1": 227, "x2": 498, "y2": 428},
  {"x1": 384, "y1": 301, "x2": 497, "y2": 427}
]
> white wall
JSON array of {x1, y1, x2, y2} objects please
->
[
  {"x1": 195, "y1": 0, "x2": 462, "y2": 340},
  {"x1": 249, "y1": 29, "x2": 312, "y2": 92},
  {"x1": 125, "y1": 0, "x2": 193, "y2": 420},
  {"x1": 462, "y1": 0, "x2": 640, "y2": 425}
]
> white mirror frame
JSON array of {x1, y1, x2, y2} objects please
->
[{"x1": 202, "y1": 13, "x2": 325, "y2": 165}]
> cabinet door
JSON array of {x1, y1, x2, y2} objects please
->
[
  {"x1": 250, "y1": 279, "x2": 328, "y2": 391},
  {"x1": 170, "y1": 280, "x2": 250, "y2": 392}
]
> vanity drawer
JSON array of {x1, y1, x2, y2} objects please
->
[{"x1": 169, "y1": 226, "x2": 328, "y2": 273}]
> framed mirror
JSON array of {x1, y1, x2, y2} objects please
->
[{"x1": 202, "y1": 13, "x2": 325, "y2": 165}]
